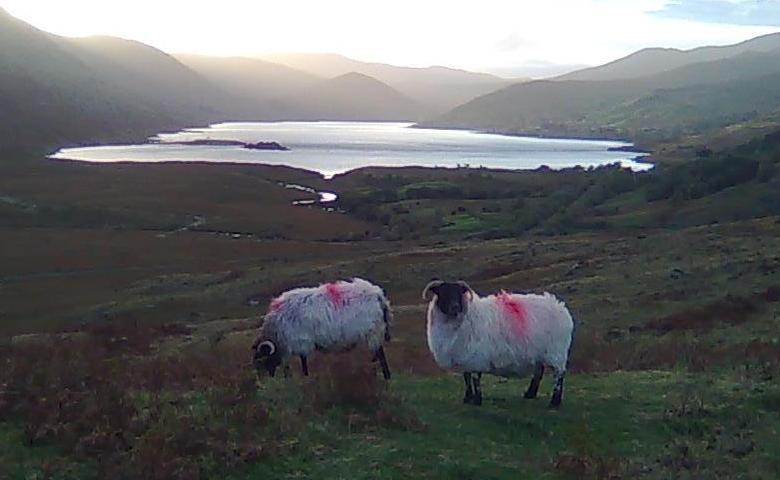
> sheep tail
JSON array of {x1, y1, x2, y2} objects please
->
[
  {"x1": 566, "y1": 314, "x2": 578, "y2": 369},
  {"x1": 381, "y1": 296, "x2": 393, "y2": 342}
]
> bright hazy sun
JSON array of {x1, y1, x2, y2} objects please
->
[{"x1": 1, "y1": 0, "x2": 777, "y2": 74}]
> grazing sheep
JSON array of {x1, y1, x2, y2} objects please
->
[
  {"x1": 423, "y1": 280, "x2": 575, "y2": 408},
  {"x1": 252, "y1": 278, "x2": 392, "y2": 379}
]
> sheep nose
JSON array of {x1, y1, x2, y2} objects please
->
[{"x1": 252, "y1": 349, "x2": 263, "y2": 364}]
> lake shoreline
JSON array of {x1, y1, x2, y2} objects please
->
[
  {"x1": 151, "y1": 139, "x2": 290, "y2": 150},
  {"x1": 49, "y1": 121, "x2": 654, "y2": 178},
  {"x1": 410, "y1": 122, "x2": 654, "y2": 154}
]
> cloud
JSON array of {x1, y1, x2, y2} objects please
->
[{"x1": 653, "y1": 0, "x2": 780, "y2": 27}]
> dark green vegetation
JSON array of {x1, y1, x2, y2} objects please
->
[
  {"x1": 2, "y1": 120, "x2": 780, "y2": 477},
  {"x1": 423, "y1": 33, "x2": 780, "y2": 146},
  {"x1": 332, "y1": 129, "x2": 780, "y2": 240}
]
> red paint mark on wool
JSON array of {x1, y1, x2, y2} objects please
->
[
  {"x1": 325, "y1": 282, "x2": 347, "y2": 308},
  {"x1": 497, "y1": 291, "x2": 528, "y2": 339},
  {"x1": 268, "y1": 297, "x2": 284, "y2": 314}
]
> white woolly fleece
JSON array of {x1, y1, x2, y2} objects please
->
[
  {"x1": 427, "y1": 291, "x2": 573, "y2": 376},
  {"x1": 259, "y1": 277, "x2": 390, "y2": 359}
]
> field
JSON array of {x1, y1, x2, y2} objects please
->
[{"x1": 1, "y1": 147, "x2": 780, "y2": 479}]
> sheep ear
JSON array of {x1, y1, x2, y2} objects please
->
[
  {"x1": 256, "y1": 340, "x2": 276, "y2": 357},
  {"x1": 422, "y1": 280, "x2": 444, "y2": 300},
  {"x1": 457, "y1": 281, "x2": 474, "y2": 301}
]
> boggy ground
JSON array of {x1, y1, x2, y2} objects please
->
[{"x1": 1, "y1": 152, "x2": 780, "y2": 478}]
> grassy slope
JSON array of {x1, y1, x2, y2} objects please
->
[
  {"x1": 5, "y1": 368, "x2": 780, "y2": 479},
  {"x1": 250, "y1": 371, "x2": 780, "y2": 479},
  {"x1": 423, "y1": 49, "x2": 780, "y2": 146},
  {"x1": 2, "y1": 213, "x2": 779, "y2": 478},
  {"x1": 2, "y1": 134, "x2": 780, "y2": 478}
]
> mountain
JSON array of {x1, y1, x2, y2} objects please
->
[
  {"x1": 420, "y1": 79, "x2": 639, "y2": 138},
  {"x1": 558, "y1": 32, "x2": 780, "y2": 82},
  {"x1": 66, "y1": 37, "x2": 251, "y2": 117},
  {"x1": 0, "y1": 7, "x2": 234, "y2": 150},
  {"x1": 284, "y1": 72, "x2": 425, "y2": 121},
  {"x1": 423, "y1": 36, "x2": 780, "y2": 144},
  {"x1": 259, "y1": 53, "x2": 511, "y2": 112},
  {"x1": 488, "y1": 62, "x2": 588, "y2": 79},
  {"x1": 174, "y1": 54, "x2": 319, "y2": 119},
  {"x1": 177, "y1": 54, "x2": 425, "y2": 120},
  {"x1": 0, "y1": 7, "x2": 460, "y2": 151},
  {"x1": 260, "y1": 53, "x2": 502, "y2": 86}
]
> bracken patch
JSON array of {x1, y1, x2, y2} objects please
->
[{"x1": 644, "y1": 294, "x2": 758, "y2": 334}]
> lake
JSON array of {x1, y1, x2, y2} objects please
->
[{"x1": 50, "y1": 122, "x2": 651, "y2": 178}]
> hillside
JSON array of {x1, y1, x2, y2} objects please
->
[
  {"x1": 177, "y1": 55, "x2": 430, "y2": 121},
  {"x1": 0, "y1": 8, "x2": 238, "y2": 150},
  {"x1": 2, "y1": 131, "x2": 780, "y2": 476},
  {"x1": 174, "y1": 54, "x2": 319, "y2": 119},
  {"x1": 422, "y1": 40, "x2": 780, "y2": 144},
  {"x1": 0, "y1": 8, "x2": 471, "y2": 151},
  {"x1": 285, "y1": 72, "x2": 426, "y2": 121},
  {"x1": 593, "y1": 71, "x2": 780, "y2": 143},
  {"x1": 260, "y1": 52, "x2": 511, "y2": 112},
  {"x1": 559, "y1": 31, "x2": 780, "y2": 81}
]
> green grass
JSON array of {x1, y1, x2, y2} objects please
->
[
  {"x1": 3, "y1": 146, "x2": 780, "y2": 479},
  {"x1": 398, "y1": 181, "x2": 462, "y2": 197},
  {"x1": 4, "y1": 321, "x2": 780, "y2": 480},
  {"x1": 440, "y1": 213, "x2": 484, "y2": 233},
  {"x1": 0, "y1": 425, "x2": 93, "y2": 480},
  {"x1": 224, "y1": 369, "x2": 780, "y2": 479}
]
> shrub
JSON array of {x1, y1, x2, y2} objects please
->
[{"x1": 0, "y1": 330, "x2": 274, "y2": 478}]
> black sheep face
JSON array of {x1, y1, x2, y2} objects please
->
[
  {"x1": 252, "y1": 340, "x2": 282, "y2": 377},
  {"x1": 431, "y1": 282, "x2": 470, "y2": 318}
]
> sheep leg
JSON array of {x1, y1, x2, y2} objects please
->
[
  {"x1": 473, "y1": 373, "x2": 483, "y2": 406},
  {"x1": 300, "y1": 355, "x2": 309, "y2": 376},
  {"x1": 463, "y1": 373, "x2": 475, "y2": 404},
  {"x1": 524, "y1": 363, "x2": 545, "y2": 399},
  {"x1": 549, "y1": 370, "x2": 565, "y2": 408},
  {"x1": 374, "y1": 346, "x2": 391, "y2": 380}
]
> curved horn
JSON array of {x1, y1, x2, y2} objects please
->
[
  {"x1": 256, "y1": 340, "x2": 276, "y2": 356},
  {"x1": 422, "y1": 280, "x2": 444, "y2": 300},
  {"x1": 457, "y1": 280, "x2": 475, "y2": 301}
]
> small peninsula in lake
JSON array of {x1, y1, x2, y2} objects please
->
[{"x1": 155, "y1": 139, "x2": 289, "y2": 150}]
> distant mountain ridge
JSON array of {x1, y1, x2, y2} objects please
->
[
  {"x1": 174, "y1": 56, "x2": 427, "y2": 121},
  {"x1": 173, "y1": 54, "x2": 319, "y2": 120},
  {"x1": 0, "y1": 8, "x2": 237, "y2": 150},
  {"x1": 0, "y1": 7, "x2": 501, "y2": 150},
  {"x1": 259, "y1": 52, "x2": 513, "y2": 112},
  {"x1": 558, "y1": 32, "x2": 780, "y2": 81},
  {"x1": 3, "y1": 4, "x2": 780, "y2": 152},
  {"x1": 423, "y1": 33, "x2": 780, "y2": 145},
  {"x1": 294, "y1": 72, "x2": 425, "y2": 120},
  {"x1": 259, "y1": 52, "x2": 504, "y2": 85}
]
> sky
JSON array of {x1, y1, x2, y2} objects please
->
[{"x1": 2, "y1": 0, "x2": 779, "y2": 77}]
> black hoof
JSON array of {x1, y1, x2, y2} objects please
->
[
  {"x1": 463, "y1": 394, "x2": 474, "y2": 404},
  {"x1": 473, "y1": 395, "x2": 483, "y2": 406},
  {"x1": 524, "y1": 390, "x2": 538, "y2": 399},
  {"x1": 549, "y1": 399, "x2": 562, "y2": 409}
]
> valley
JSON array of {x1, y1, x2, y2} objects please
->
[{"x1": 2, "y1": 4, "x2": 780, "y2": 479}]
